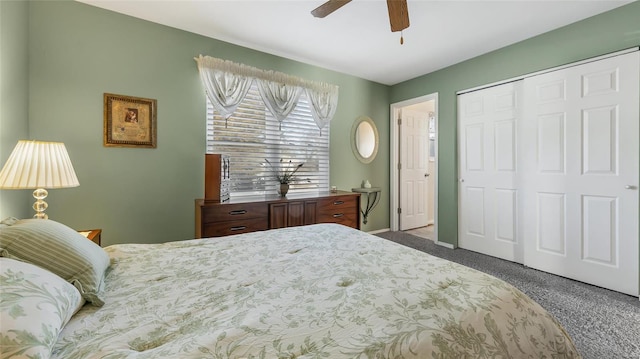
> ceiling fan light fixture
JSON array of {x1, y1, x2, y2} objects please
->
[
  {"x1": 311, "y1": 0, "x2": 351, "y2": 18},
  {"x1": 387, "y1": 0, "x2": 410, "y2": 32},
  {"x1": 311, "y1": 0, "x2": 410, "y2": 37}
]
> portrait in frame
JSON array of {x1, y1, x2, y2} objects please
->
[{"x1": 103, "y1": 93, "x2": 157, "y2": 148}]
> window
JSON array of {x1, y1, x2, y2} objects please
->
[{"x1": 206, "y1": 83, "x2": 330, "y2": 197}]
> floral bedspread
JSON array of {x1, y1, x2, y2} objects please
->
[{"x1": 53, "y1": 223, "x2": 578, "y2": 358}]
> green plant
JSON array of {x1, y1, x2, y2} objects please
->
[{"x1": 264, "y1": 158, "x2": 304, "y2": 184}]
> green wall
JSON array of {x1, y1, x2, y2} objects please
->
[
  {"x1": 20, "y1": 0, "x2": 390, "y2": 245},
  {"x1": 4, "y1": 1, "x2": 638, "y2": 246},
  {"x1": 0, "y1": 0, "x2": 30, "y2": 220},
  {"x1": 391, "y1": 1, "x2": 640, "y2": 246}
]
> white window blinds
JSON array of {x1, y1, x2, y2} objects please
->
[{"x1": 206, "y1": 83, "x2": 330, "y2": 196}]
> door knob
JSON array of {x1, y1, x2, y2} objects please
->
[
  {"x1": 459, "y1": 179, "x2": 465, "y2": 183},
  {"x1": 625, "y1": 185, "x2": 636, "y2": 190},
  {"x1": 424, "y1": 173, "x2": 430, "y2": 177}
]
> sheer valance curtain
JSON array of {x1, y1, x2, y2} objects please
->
[{"x1": 195, "y1": 55, "x2": 339, "y2": 134}]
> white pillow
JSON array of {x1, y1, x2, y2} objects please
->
[{"x1": 0, "y1": 258, "x2": 85, "y2": 359}]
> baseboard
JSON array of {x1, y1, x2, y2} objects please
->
[
  {"x1": 367, "y1": 228, "x2": 390, "y2": 235},
  {"x1": 435, "y1": 240, "x2": 455, "y2": 249}
]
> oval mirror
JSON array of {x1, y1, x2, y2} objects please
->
[{"x1": 350, "y1": 116, "x2": 379, "y2": 164}]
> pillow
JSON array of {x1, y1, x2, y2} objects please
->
[
  {"x1": 0, "y1": 216, "x2": 18, "y2": 228},
  {"x1": 0, "y1": 219, "x2": 110, "y2": 306},
  {"x1": 0, "y1": 257, "x2": 85, "y2": 359}
]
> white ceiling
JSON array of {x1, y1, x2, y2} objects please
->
[{"x1": 77, "y1": 0, "x2": 631, "y2": 85}]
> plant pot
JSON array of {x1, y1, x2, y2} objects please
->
[{"x1": 279, "y1": 183, "x2": 290, "y2": 197}]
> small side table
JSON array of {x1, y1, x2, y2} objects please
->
[
  {"x1": 351, "y1": 187, "x2": 382, "y2": 225},
  {"x1": 78, "y1": 229, "x2": 102, "y2": 246}
]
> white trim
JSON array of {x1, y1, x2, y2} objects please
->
[
  {"x1": 435, "y1": 240, "x2": 455, "y2": 249},
  {"x1": 366, "y1": 228, "x2": 390, "y2": 235},
  {"x1": 457, "y1": 47, "x2": 639, "y2": 95},
  {"x1": 389, "y1": 93, "x2": 439, "y2": 245}
]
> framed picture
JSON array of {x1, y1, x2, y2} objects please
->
[{"x1": 103, "y1": 93, "x2": 157, "y2": 148}]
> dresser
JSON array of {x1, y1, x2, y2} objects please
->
[{"x1": 195, "y1": 191, "x2": 360, "y2": 238}]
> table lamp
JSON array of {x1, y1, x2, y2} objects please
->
[{"x1": 0, "y1": 140, "x2": 79, "y2": 219}]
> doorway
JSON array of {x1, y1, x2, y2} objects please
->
[{"x1": 390, "y1": 93, "x2": 438, "y2": 242}]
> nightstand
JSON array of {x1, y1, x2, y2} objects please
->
[{"x1": 78, "y1": 229, "x2": 102, "y2": 246}]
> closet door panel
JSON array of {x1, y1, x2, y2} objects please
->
[
  {"x1": 464, "y1": 186, "x2": 485, "y2": 236},
  {"x1": 494, "y1": 120, "x2": 516, "y2": 171},
  {"x1": 522, "y1": 51, "x2": 639, "y2": 296},
  {"x1": 536, "y1": 192, "x2": 566, "y2": 256},
  {"x1": 582, "y1": 106, "x2": 617, "y2": 174},
  {"x1": 537, "y1": 113, "x2": 566, "y2": 173},
  {"x1": 458, "y1": 81, "x2": 524, "y2": 263},
  {"x1": 582, "y1": 195, "x2": 617, "y2": 266},
  {"x1": 495, "y1": 188, "x2": 517, "y2": 243},
  {"x1": 465, "y1": 123, "x2": 485, "y2": 171}
]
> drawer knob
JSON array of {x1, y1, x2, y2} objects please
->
[
  {"x1": 333, "y1": 213, "x2": 344, "y2": 218},
  {"x1": 333, "y1": 200, "x2": 344, "y2": 205},
  {"x1": 229, "y1": 210, "x2": 247, "y2": 215},
  {"x1": 230, "y1": 226, "x2": 246, "y2": 231}
]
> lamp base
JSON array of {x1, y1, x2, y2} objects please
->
[{"x1": 32, "y1": 188, "x2": 49, "y2": 219}]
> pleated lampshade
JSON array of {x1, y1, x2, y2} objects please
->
[
  {"x1": 0, "y1": 140, "x2": 79, "y2": 189},
  {"x1": 0, "y1": 140, "x2": 79, "y2": 219}
]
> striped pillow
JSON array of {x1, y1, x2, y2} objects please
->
[{"x1": 0, "y1": 219, "x2": 110, "y2": 306}]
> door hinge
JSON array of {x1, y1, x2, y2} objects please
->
[
  {"x1": 397, "y1": 117, "x2": 402, "y2": 126},
  {"x1": 398, "y1": 162, "x2": 402, "y2": 170},
  {"x1": 397, "y1": 207, "x2": 402, "y2": 214}
]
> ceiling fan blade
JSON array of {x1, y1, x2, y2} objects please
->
[
  {"x1": 311, "y1": 0, "x2": 352, "y2": 18},
  {"x1": 387, "y1": 0, "x2": 409, "y2": 32}
]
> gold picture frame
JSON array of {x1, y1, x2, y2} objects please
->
[{"x1": 103, "y1": 93, "x2": 157, "y2": 148}]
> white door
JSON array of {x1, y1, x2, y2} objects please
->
[
  {"x1": 521, "y1": 52, "x2": 639, "y2": 296},
  {"x1": 458, "y1": 81, "x2": 524, "y2": 262},
  {"x1": 400, "y1": 109, "x2": 429, "y2": 230}
]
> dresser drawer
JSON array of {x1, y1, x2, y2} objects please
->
[
  {"x1": 201, "y1": 202, "x2": 268, "y2": 223},
  {"x1": 201, "y1": 217, "x2": 269, "y2": 237},
  {"x1": 317, "y1": 211, "x2": 359, "y2": 228},
  {"x1": 317, "y1": 194, "x2": 359, "y2": 229},
  {"x1": 318, "y1": 195, "x2": 357, "y2": 214}
]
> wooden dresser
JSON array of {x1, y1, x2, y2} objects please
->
[{"x1": 195, "y1": 191, "x2": 360, "y2": 238}]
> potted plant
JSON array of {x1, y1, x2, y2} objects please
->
[{"x1": 264, "y1": 158, "x2": 304, "y2": 196}]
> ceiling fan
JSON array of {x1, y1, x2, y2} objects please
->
[{"x1": 311, "y1": 0, "x2": 410, "y2": 43}]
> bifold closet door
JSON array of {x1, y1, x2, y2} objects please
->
[
  {"x1": 458, "y1": 81, "x2": 524, "y2": 263},
  {"x1": 521, "y1": 51, "x2": 639, "y2": 296}
]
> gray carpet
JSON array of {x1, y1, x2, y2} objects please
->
[{"x1": 375, "y1": 231, "x2": 640, "y2": 359}]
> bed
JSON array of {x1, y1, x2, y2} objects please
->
[{"x1": 0, "y1": 219, "x2": 579, "y2": 358}]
